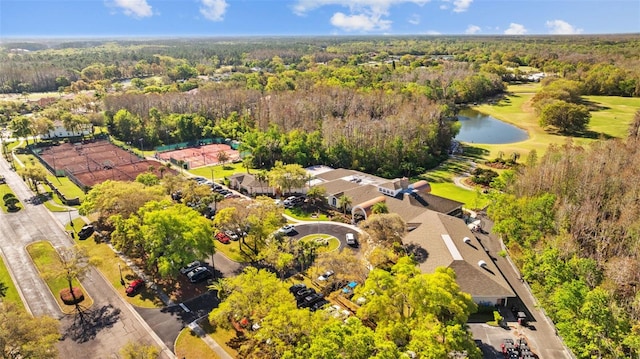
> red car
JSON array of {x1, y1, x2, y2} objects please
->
[
  {"x1": 125, "y1": 279, "x2": 145, "y2": 296},
  {"x1": 215, "y1": 232, "x2": 231, "y2": 244}
]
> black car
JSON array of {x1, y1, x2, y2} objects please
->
[
  {"x1": 299, "y1": 293, "x2": 324, "y2": 308},
  {"x1": 310, "y1": 299, "x2": 329, "y2": 311},
  {"x1": 295, "y1": 288, "x2": 315, "y2": 301},
  {"x1": 289, "y1": 283, "x2": 306, "y2": 295},
  {"x1": 180, "y1": 260, "x2": 202, "y2": 275},
  {"x1": 187, "y1": 266, "x2": 213, "y2": 283},
  {"x1": 77, "y1": 225, "x2": 95, "y2": 240}
]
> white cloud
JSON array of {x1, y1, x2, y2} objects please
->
[
  {"x1": 293, "y1": 0, "x2": 430, "y2": 15},
  {"x1": 330, "y1": 12, "x2": 391, "y2": 31},
  {"x1": 425, "y1": 30, "x2": 441, "y2": 35},
  {"x1": 465, "y1": 24, "x2": 480, "y2": 34},
  {"x1": 504, "y1": 23, "x2": 527, "y2": 35},
  {"x1": 408, "y1": 14, "x2": 420, "y2": 25},
  {"x1": 293, "y1": 0, "x2": 431, "y2": 32},
  {"x1": 546, "y1": 19, "x2": 583, "y2": 34},
  {"x1": 112, "y1": 0, "x2": 152, "y2": 18},
  {"x1": 452, "y1": 0, "x2": 472, "y2": 12},
  {"x1": 200, "y1": 0, "x2": 228, "y2": 21}
]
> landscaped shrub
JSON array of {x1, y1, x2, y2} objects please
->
[
  {"x1": 2, "y1": 193, "x2": 15, "y2": 201},
  {"x1": 470, "y1": 168, "x2": 499, "y2": 186},
  {"x1": 4, "y1": 197, "x2": 20, "y2": 212},
  {"x1": 59, "y1": 287, "x2": 85, "y2": 305}
]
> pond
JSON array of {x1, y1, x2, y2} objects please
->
[{"x1": 455, "y1": 108, "x2": 529, "y2": 144}]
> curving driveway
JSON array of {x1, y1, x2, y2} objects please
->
[{"x1": 287, "y1": 221, "x2": 361, "y2": 252}]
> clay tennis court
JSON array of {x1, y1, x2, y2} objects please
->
[
  {"x1": 37, "y1": 140, "x2": 174, "y2": 188},
  {"x1": 156, "y1": 143, "x2": 240, "y2": 169}
]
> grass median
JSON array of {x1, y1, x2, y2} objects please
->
[
  {"x1": 0, "y1": 255, "x2": 23, "y2": 308},
  {"x1": 26, "y1": 241, "x2": 94, "y2": 314}
]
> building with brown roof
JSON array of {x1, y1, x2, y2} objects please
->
[{"x1": 403, "y1": 211, "x2": 515, "y2": 305}]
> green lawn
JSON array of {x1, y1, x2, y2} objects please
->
[
  {"x1": 0, "y1": 183, "x2": 22, "y2": 213},
  {"x1": 208, "y1": 326, "x2": 239, "y2": 358},
  {"x1": 26, "y1": 241, "x2": 94, "y2": 314},
  {"x1": 299, "y1": 234, "x2": 340, "y2": 253},
  {"x1": 0, "y1": 256, "x2": 23, "y2": 307},
  {"x1": 175, "y1": 327, "x2": 221, "y2": 359},
  {"x1": 466, "y1": 84, "x2": 640, "y2": 159},
  {"x1": 188, "y1": 162, "x2": 246, "y2": 183},
  {"x1": 285, "y1": 207, "x2": 330, "y2": 221},
  {"x1": 213, "y1": 240, "x2": 246, "y2": 262}
]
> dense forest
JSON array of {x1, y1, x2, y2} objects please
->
[
  {"x1": 2, "y1": 35, "x2": 640, "y2": 358},
  {"x1": 3, "y1": 35, "x2": 639, "y2": 177},
  {"x1": 489, "y1": 111, "x2": 640, "y2": 358}
]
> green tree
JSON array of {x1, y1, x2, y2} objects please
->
[
  {"x1": 338, "y1": 194, "x2": 352, "y2": 215},
  {"x1": 0, "y1": 302, "x2": 60, "y2": 359},
  {"x1": 79, "y1": 180, "x2": 166, "y2": 224},
  {"x1": 112, "y1": 200, "x2": 214, "y2": 277},
  {"x1": 359, "y1": 213, "x2": 406, "y2": 247},
  {"x1": 135, "y1": 172, "x2": 160, "y2": 187},
  {"x1": 371, "y1": 201, "x2": 389, "y2": 214},
  {"x1": 267, "y1": 161, "x2": 308, "y2": 196},
  {"x1": 9, "y1": 116, "x2": 33, "y2": 144},
  {"x1": 119, "y1": 341, "x2": 160, "y2": 359},
  {"x1": 539, "y1": 100, "x2": 591, "y2": 133}
]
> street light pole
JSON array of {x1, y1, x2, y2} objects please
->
[
  {"x1": 211, "y1": 168, "x2": 214, "y2": 183},
  {"x1": 118, "y1": 263, "x2": 125, "y2": 286},
  {"x1": 68, "y1": 209, "x2": 75, "y2": 233}
]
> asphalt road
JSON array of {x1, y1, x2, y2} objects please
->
[
  {"x1": 288, "y1": 221, "x2": 360, "y2": 250},
  {"x1": 472, "y1": 215, "x2": 572, "y2": 359},
  {"x1": 0, "y1": 155, "x2": 175, "y2": 359}
]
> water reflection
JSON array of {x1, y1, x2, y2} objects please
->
[{"x1": 455, "y1": 109, "x2": 528, "y2": 144}]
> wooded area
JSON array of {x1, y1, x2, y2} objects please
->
[
  {"x1": 2, "y1": 35, "x2": 640, "y2": 358},
  {"x1": 489, "y1": 111, "x2": 640, "y2": 358}
]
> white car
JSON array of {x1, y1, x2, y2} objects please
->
[
  {"x1": 317, "y1": 270, "x2": 335, "y2": 281},
  {"x1": 345, "y1": 233, "x2": 357, "y2": 246},
  {"x1": 278, "y1": 224, "x2": 295, "y2": 235}
]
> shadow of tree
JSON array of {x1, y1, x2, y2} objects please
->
[
  {"x1": 404, "y1": 243, "x2": 429, "y2": 263},
  {"x1": 0, "y1": 281, "x2": 7, "y2": 297},
  {"x1": 62, "y1": 304, "x2": 121, "y2": 343}
]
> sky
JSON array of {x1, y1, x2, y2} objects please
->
[{"x1": 1, "y1": 0, "x2": 638, "y2": 38}]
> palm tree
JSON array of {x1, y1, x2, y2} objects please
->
[
  {"x1": 255, "y1": 171, "x2": 268, "y2": 195},
  {"x1": 371, "y1": 201, "x2": 389, "y2": 214},
  {"x1": 338, "y1": 195, "x2": 352, "y2": 215},
  {"x1": 242, "y1": 155, "x2": 254, "y2": 174}
]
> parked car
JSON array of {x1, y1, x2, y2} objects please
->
[
  {"x1": 187, "y1": 266, "x2": 213, "y2": 283},
  {"x1": 125, "y1": 279, "x2": 145, "y2": 296},
  {"x1": 310, "y1": 299, "x2": 330, "y2": 311},
  {"x1": 317, "y1": 270, "x2": 335, "y2": 281},
  {"x1": 215, "y1": 232, "x2": 231, "y2": 244},
  {"x1": 225, "y1": 230, "x2": 239, "y2": 241},
  {"x1": 294, "y1": 288, "x2": 316, "y2": 302},
  {"x1": 299, "y1": 293, "x2": 325, "y2": 308},
  {"x1": 289, "y1": 283, "x2": 306, "y2": 295},
  {"x1": 345, "y1": 232, "x2": 357, "y2": 246},
  {"x1": 180, "y1": 260, "x2": 202, "y2": 274},
  {"x1": 278, "y1": 224, "x2": 295, "y2": 235},
  {"x1": 77, "y1": 225, "x2": 95, "y2": 240}
]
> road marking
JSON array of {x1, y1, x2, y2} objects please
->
[{"x1": 180, "y1": 303, "x2": 191, "y2": 312}]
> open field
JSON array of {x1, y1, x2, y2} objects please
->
[{"x1": 189, "y1": 162, "x2": 246, "y2": 183}]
